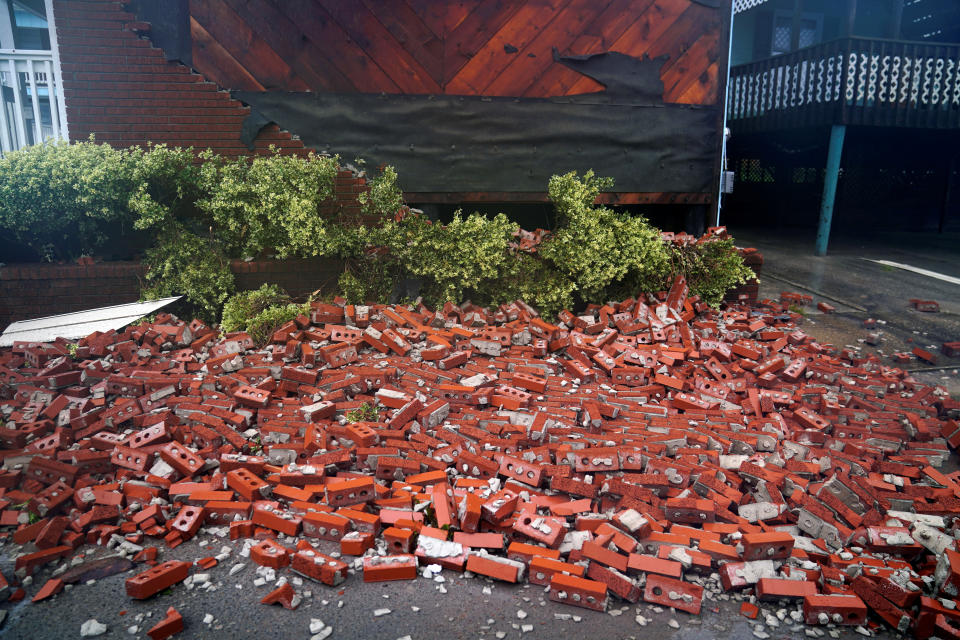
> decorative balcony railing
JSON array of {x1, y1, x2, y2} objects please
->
[
  {"x1": 728, "y1": 37, "x2": 960, "y2": 131},
  {"x1": 0, "y1": 49, "x2": 67, "y2": 153}
]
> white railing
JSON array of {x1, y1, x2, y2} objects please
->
[
  {"x1": 0, "y1": 49, "x2": 67, "y2": 154},
  {"x1": 733, "y1": 0, "x2": 771, "y2": 14},
  {"x1": 728, "y1": 37, "x2": 960, "y2": 129}
]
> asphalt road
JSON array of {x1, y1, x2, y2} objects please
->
[
  {"x1": 0, "y1": 535, "x2": 880, "y2": 640},
  {"x1": 731, "y1": 227, "x2": 960, "y2": 398}
]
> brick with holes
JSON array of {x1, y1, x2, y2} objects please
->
[
  {"x1": 498, "y1": 455, "x2": 544, "y2": 487},
  {"x1": 232, "y1": 384, "x2": 271, "y2": 409},
  {"x1": 300, "y1": 400, "x2": 336, "y2": 422},
  {"x1": 528, "y1": 556, "x2": 585, "y2": 586},
  {"x1": 168, "y1": 505, "x2": 205, "y2": 540},
  {"x1": 572, "y1": 447, "x2": 620, "y2": 473},
  {"x1": 741, "y1": 531, "x2": 795, "y2": 561},
  {"x1": 664, "y1": 497, "x2": 716, "y2": 524},
  {"x1": 324, "y1": 476, "x2": 376, "y2": 508},
  {"x1": 250, "y1": 538, "x2": 291, "y2": 569},
  {"x1": 252, "y1": 504, "x2": 302, "y2": 536},
  {"x1": 127, "y1": 422, "x2": 171, "y2": 448},
  {"x1": 31, "y1": 481, "x2": 73, "y2": 517},
  {"x1": 512, "y1": 513, "x2": 565, "y2": 547},
  {"x1": 803, "y1": 594, "x2": 868, "y2": 626},
  {"x1": 643, "y1": 574, "x2": 703, "y2": 614},
  {"x1": 301, "y1": 511, "x2": 353, "y2": 541},
  {"x1": 203, "y1": 500, "x2": 251, "y2": 525},
  {"x1": 125, "y1": 560, "x2": 191, "y2": 599},
  {"x1": 293, "y1": 547, "x2": 349, "y2": 586},
  {"x1": 226, "y1": 468, "x2": 271, "y2": 501},
  {"x1": 549, "y1": 573, "x2": 608, "y2": 612},
  {"x1": 481, "y1": 489, "x2": 519, "y2": 524},
  {"x1": 382, "y1": 526, "x2": 416, "y2": 553},
  {"x1": 320, "y1": 342, "x2": 358, "y2": 367},
  {"x1": 158, "y1": 442, "x2": 204, "y2": 477},
  {"x1": 363, "y1": 554, "x2": 418, "y2": 582}
]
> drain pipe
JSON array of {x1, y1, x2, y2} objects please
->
[{"x1": 716, "y1": 0, "x2": 736, "y2": 227}]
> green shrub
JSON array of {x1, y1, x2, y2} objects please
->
[
  {"x1": 358, "y1": 165, "x2": 403, "y2": 220},
  {"x1": 141, "y1": 225, "x2": 235, "y2": 322},
  {"x1": 338, "y1": 252, "x2": 401, "y2": 305},
  {"x1": 221, "y1": 284, "x2": 309, "y2": 345},
  {"x1": 195, "y1": 148, "x2": 339, "y2": 259},
  {"x1": 0, "y1": 138, "x2": 138, "y2": 260},
  {"x1": 128, "y1": 143, "x2": 201, "y2": 232},
  {"x1": 0, "y1": 139, "x2": 205, "y2": 262},
  {"x1": 2, "y1": 140, "x2": 751, "y2": 319},
  {"x1": 539, "y1": 171, "x2": 670, "y2": 302},
  {"x1": 339, "y1": 168, "x2": 748, "y2": 317},
  {"x1": 476, "y1": 252, "x2": 577, "y2": 318},
  {"x1": 136, "y1": 147, "x2": 340, "y2": 321},
  {"x1": 245, "y1": 302, "x2": 309, "y2": 345},
  {"x1": 668, "y1": 238, "x2": 755, "y2": 307},
  {"x1": 221, "y1": 284, "x2": 291, "y2": 334},
  {"x1": 376, "y1": 210, "x2": 518, "y2": 307}
]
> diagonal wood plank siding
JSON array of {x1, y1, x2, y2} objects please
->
[{"x1": 190, "y1": 0, "x2": 723, "y2": 105}]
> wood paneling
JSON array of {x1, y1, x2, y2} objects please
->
[{"x1": 190, "y1": 0, "x2": 724, "y2": 105}]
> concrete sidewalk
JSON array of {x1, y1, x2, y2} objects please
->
[{"x1": 729, "y1": 227, "x2": 960, "y2": 398}]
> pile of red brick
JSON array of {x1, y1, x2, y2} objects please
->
[{"x1": 1, "y1": 275, "x2": 960, "y2": 637}]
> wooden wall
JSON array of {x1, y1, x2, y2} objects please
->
[{"x1": 189, "y1": 0, "x2": 723, "y2": 106}]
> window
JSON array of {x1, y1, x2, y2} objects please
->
[
  {"x1": 1, "y1": 0, "x2": 50, "y2": 50},
  {"x1": 771, "y1": 10, "x2": 823, "y2": 56}
]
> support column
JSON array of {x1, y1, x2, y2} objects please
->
[{"x1": 815, "y1": 124, "x2": 846, "y2": 256}]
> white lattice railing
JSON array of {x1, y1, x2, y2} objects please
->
[
  {"x1": 733, "y1": 0, "x2": 771, "y2": 14},
  {"x1": 728, "y1": 38, "x2": 960, "y2": 129},
  {"x1": 0, "y1": 49, "x2": 67, "y2": 153}
]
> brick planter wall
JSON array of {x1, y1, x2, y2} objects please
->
[{"x1": 0, "y1": 257, "x2": 345, "y2": 330}]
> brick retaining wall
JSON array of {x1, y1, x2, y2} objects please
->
[{"x1": 0, "y1": 257, "x2": 344, "y2": 330}]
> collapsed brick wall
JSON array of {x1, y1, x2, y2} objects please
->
[
  {"x1": 51, "y1": 0, "x2": 371, "y2": 215},
  {"x1": 53, "y1": 0, "x2": 305, "y2": 157},
  {"x1": 0, "y1": 258, "x2": 344, "y2": 330}
]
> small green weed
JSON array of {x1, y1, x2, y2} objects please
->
[{"x1": 345, "y1": 402, "x2": 379, "y2": 423}]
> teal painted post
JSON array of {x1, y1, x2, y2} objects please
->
[{"x1": 815, "y1": 124, "x2": 846, "y2": 256}]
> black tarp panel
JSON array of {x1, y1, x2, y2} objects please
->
[
  {"x1": 552, "y1": 50, "x2": 667, "y2": 101},
  {"x1": 233, "y1": 91, "x2": 718, "y2": 195}
]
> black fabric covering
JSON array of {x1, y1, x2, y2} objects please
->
[
  {"x1": 239, "y1": 108, "x2": 272, "y2": 151},
  {"x1": 234, "y1": 91, "x2": 718, "y2": 194},
  {"x1": 232, "y1": 50, "x2": 718, "y2": 194},
  {"x1": 552, "y1": 49, "x2": 667, "y2": 102}
]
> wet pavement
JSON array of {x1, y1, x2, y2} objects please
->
[{"x1": 730, "y1": 227, "x2": 960, "y2": 399}]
